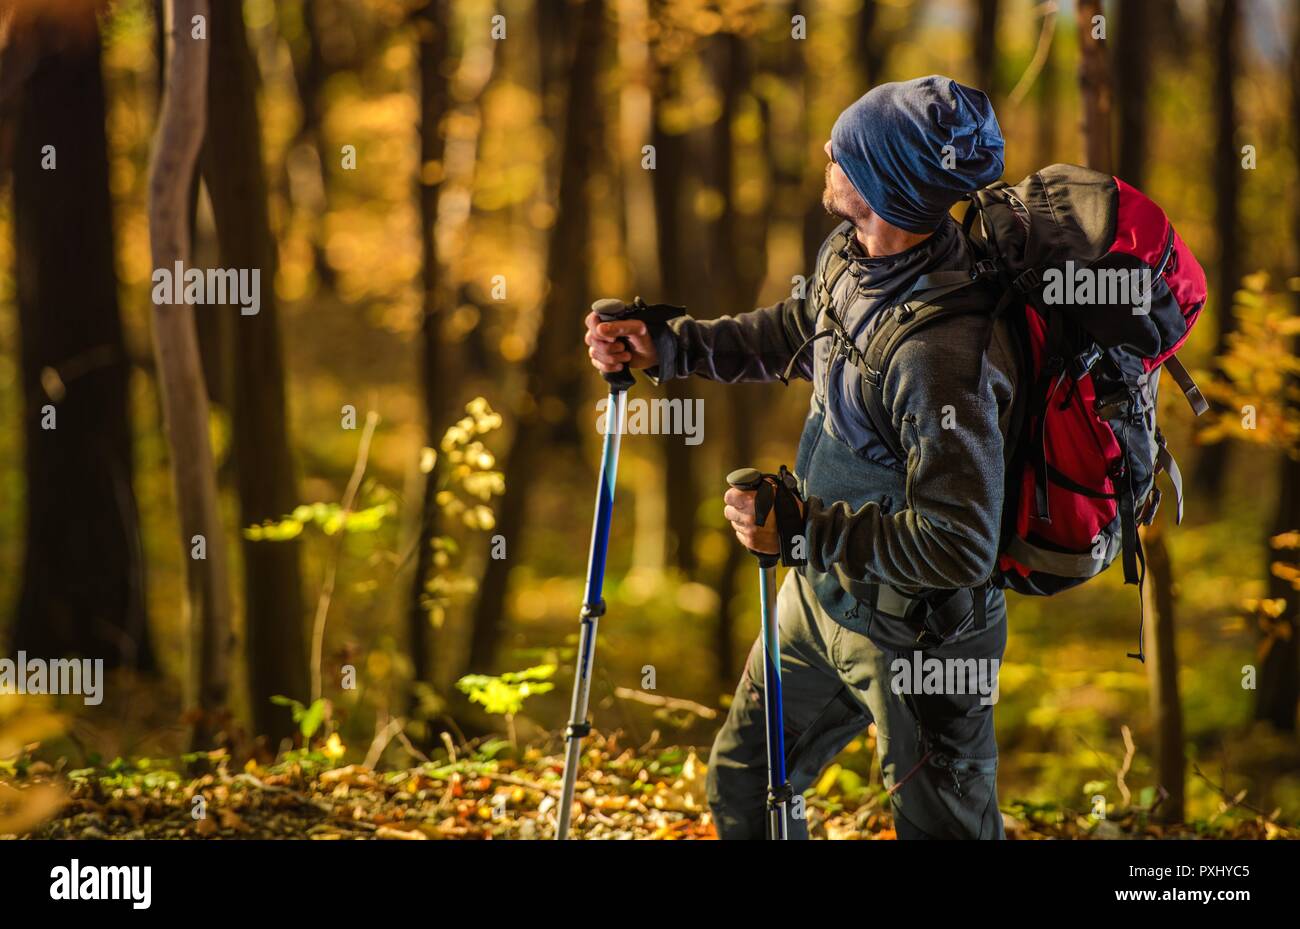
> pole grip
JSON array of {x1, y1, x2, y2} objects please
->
[
  {"x1": 726, "y1": 467, "x2": 762, "y2": 491},
  {"x1": 726, "y1": 468, "x2": 779, "y2": 567},
  {"x1": 593, "y1": 298, "x2": 636, "y2": 391}
]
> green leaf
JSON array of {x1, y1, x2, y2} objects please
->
[{"x1": 299, "y1": 699, "x2": 326, "y2": 740}]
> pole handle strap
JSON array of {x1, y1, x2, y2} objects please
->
[
  {"x1": 593, "y1": 296, "x2": 686, "y2": 390},
  {"x1": 727, "y1": 465, "x2": 807, "y2": 568}
]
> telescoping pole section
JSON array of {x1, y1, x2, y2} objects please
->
[
  {"x1": 556, "y1": 386, "x2": 626, "y2": 840},
  {"x1": 727, "y1": 467, "x2": 790, "y2": 840},
  {"x1": 556, "y1": 299, "x2": 636, "y2": 840},
  {"x1": 757, "y1": 556, "x2": 789, "y2": 839}
]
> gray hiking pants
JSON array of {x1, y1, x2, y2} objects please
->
[{"x1": 707, "y1": 570, "x2": 1007, "y2": 840}]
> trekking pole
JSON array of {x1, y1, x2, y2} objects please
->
[
  {"x1": 726, "y1": 467, "x2": 791, "y2": 840},
  {"x1": 555, "y1": 298, "x2": 637, "y2": 841}
]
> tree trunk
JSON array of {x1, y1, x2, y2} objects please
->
[
  {"x1": 1114, "y1": 0, "x2": 1151, "y2": 188},
  {"x1": 10, "y1": 6, "x2": 155, "y2": 672},
  {"x1": 856, "y1": 0, "x2": 884, "y2": 87},
  {"x1": 201, "y1": 0, "x2": 309, "y2": 744},
  {"x1": 973, "y1": 0, "x2": 999, "y2": 97},
  {"x1": 467, "y1": 0, "x2": 604, "y2": 673},
  {"x1": 648, "y1": 27, "x2": 698, "y2": 577},
  {"x1": 1192, "y1": 0, "x2": 1242, "y2": 501},
  {"x1": 1255, "y1": 8, "x2": 1300, "y2": 731},
  {"x1": 1075, "y1": 0, "x2": 1111, "y2": 172},
  {"x1": 1141, "y1": 517, "x2": 1185, "y2": 823},
  {"x1": 408, "y1": 0, "x2": 452, "y2": 698},
  {"x1": 279, "y1": 0, "x2": 336, "y2": 288},
  {"x1": 1034, "y1": 6, "x2": 1058, "y2": 168},
  {"x1": 707, "y1": 31, "x2": 770, "y2": 689},
  {"x1": 1260, "y1": 455, "x2": 1300, "y2": 730},
  {"x1": 149, "y1": 0, "x2": 232, "y2": 745}
]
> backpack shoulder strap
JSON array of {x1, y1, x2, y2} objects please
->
[
  {"x1": 851, "y1": 276, "x2": 1001, "y2": 462},
  {"x1": 815, "y1": 224, "x2": 857, "y2": 310}
]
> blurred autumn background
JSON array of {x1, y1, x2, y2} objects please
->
[{"x1": 1, "y1": 0, "x2": 1298, "y2": 839}]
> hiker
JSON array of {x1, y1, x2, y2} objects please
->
[{"x1": 584, "y1": 76, "x2": 1015, "y2": 839}]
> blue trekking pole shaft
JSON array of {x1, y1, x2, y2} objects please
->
[
  {"x1": 556, "y1": 301, "x2": 635, "y2": 840},
  {"x1": 727, "y1": 468, "x2": 789, "y2": 840}
]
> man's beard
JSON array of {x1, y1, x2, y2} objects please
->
[{"x1": 822, "y1": 163, "x2": 848, "y2": 220}]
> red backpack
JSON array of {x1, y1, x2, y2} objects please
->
[{"x1": 856, "y1": 164, "x2": 1208, "y2": 660}]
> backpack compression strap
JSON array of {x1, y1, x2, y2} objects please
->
[{"x1": 1163, "y1": 354, "x2": 1209, "y2": 416}]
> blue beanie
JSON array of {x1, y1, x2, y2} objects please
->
[{"x1": 830, "y1": 75, "x2": 1004, "y2": 234}]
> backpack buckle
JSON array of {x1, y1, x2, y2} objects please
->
[
  {"x1": 1070, "y1": 344, "x2": 1103, "y2": 380},
  {"x1": 972, "y1": 259, "x2": 998, "y2": 280},
  {"x1": 1013, "y1": 267, "x2": 1042, "y2": 293},
  {"x1": 832, "y1": 329, "x2": 863, "y2": 366}
]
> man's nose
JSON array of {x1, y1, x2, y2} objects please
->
[{"x1": 824, "y1": 140, "x2": 833, "y2": 161}]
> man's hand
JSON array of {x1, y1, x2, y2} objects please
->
[
  {"x1": 584, "y1": 311, "x2": 659, "y2": 374},
  {"x1": 725, "y1": 486, "x2": 785, "y2": 555}
]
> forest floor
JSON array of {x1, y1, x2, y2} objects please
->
[{"x1": 7, "y1": 734, "x2": 1294, "y2": 840}]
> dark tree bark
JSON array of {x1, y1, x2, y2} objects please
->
[
  {"x1": 10, "y1": 7, "x2": 154, "y2": 672},
  {"x1": 1114, "y1": 0, "x2": 1152, "y2": 188},
  {"x1": 1075, "y1": 0, "x2": 1112, "y2": 172},
  {"x1": 856, "y1": 0, "x2": 885, "y2": 86},
  {"x1": 1142, "y1": 517, "x2": 1185, "y2": 823},
  {"x1": 1034, "y1": 7, "x2": 1058, "y2": 168},
  {"x1": 467, "y1": 0, "x2": 605, "y2": 673},
  {"x1": 201, "y1": 0, "x2": 309, "y2": 742},
  {"x1": 1255, "y1": 8, "x2": 1300, "y2": 732},
  {"x1": 279, "y1": 0, "x2": 337, "y2": 288},
  {"x1": 973, "y1": 0, "x2": 999, "y2": 98},
  {"x1": 706, "y1": 31, "x2": 769, "y2": 689},
  {"x1": 1192, "y1": 0, "x2": 1242, "y2": 500},
  {"x1": 408, "y1": 0, "x2": 452, "y2": 697},
  {"x1": 648, "y1": 12, "x2": 698, "y2": 577}
]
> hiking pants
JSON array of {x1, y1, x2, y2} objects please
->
[{"x1": 707, "y1": 570, "x2": 1007, "y2": 840}]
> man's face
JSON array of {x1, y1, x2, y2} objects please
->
[{"x1": 822, "y1": 140, "x2": 872, "y2": 222}]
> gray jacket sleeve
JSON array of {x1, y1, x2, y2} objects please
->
[
  {"x1": 647, "y1": 292, "x2": 818, "y2": 384},
  {"x1": 803, "y1": 313, "x2": 1018, "y2": 590}
]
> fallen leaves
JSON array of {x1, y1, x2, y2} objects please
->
[{"x1": 6, "y1": 733, "x2": 1297, "y2": 840}]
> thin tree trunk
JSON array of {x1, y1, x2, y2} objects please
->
[
  {"x1": 1142, "y1": 516, "x2": 1185, "y2": 823},
  {"x1": 973, "y1": 0, "x2": 999, "y2": 97},
  {"x1": 1114, "y1": 0, "x2": 1151, "y2": 188},
  {"x1": 408, "y1": 0, "x2": 452, "y2": 699},
  {"x1": 1034, "y1": 6, "x2": 1057, "y2": 168},
  {"x1": 10, "y1": 6, "x2": 154, "y2": 672},
  {"x1": 201, "y1": 0, "x2": 309, "y2": 744},
  {"x1": 856, "y1": 0, "x2": 884, "y2": 87},
  {"x1": 1260, "y1": 455, "x2": 1300, "y2": 730},
  {"x1": 707, "y1": 31, "x2": 770, "y2": 689},
  {"x1": 281, "y1": 0, "x2": 336, "y2": 288},
  {"x1": 1256, "y1": 9, "x2": 1300, "y2": 731},
  {"x1": 1075, "y1": 0, "x2": 1111, "y2": 172},
  {"x1": 149, "y1": 0, "x2": 231, "y2": 745},
  {"x1": 1192, "y1": 0, "x2": 1242, "y2": 500},
  {"x1": 467, "y1": 0, "x2": 604, "y2": 673},
  {"x1": 648, "y1": 17, "x2": 698, "y2": 577}
]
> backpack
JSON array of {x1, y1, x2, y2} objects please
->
[{"x1": 824, "y1": 164, "x2": 1208, "y2": 660}]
